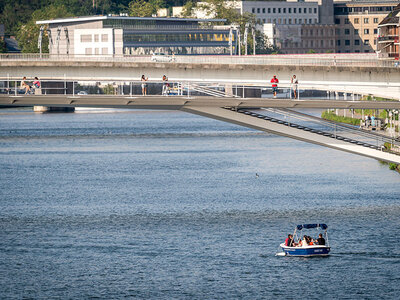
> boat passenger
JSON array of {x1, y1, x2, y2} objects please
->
[
  {"x1": 302, "y1": 235, "x2": 308, "y2": 247},
  {"x1": 285, "y1": 234, "x2": 294, "y2": 247},
  {"x1": 316, "y1": 233, "x2": 326, "y2": 245}
]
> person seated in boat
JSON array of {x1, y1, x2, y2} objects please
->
[
  {"x1": 302, "y1": 235, "x2": 309, "y2": 247},
  {"x1": 285, "y1": 234, "x2": 294, "y2": 247},
  {"x1": 316, "y1": 233, "x2": 326, "y2": 245}
]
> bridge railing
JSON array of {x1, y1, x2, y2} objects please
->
[{"x1": 0, "y1": 53, "x2": 399, "y2": 68}]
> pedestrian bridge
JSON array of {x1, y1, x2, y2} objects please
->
[
  {"x1": 1, "y1": 53, "x2": 400, "y2": 100},
  {"x1": 1, "y1": 53, "x2": 400, "y2": 164}
]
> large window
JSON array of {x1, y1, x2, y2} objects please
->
[
  {"x1": 81, "y1": 35, "x2": 92, "y2": 42},
  {"x1": 123, "y1": 32, "x2": 230, "y2": 44}
]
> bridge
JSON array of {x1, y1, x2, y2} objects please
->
[
  {"x1": 1, "y1": 53, "x2": 400, "y2": 100},
  {"x1": 1, "y1": 53, "x2": 400, "y2": 164}
]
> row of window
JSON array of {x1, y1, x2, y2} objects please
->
[
  {"x1": 265, "y1": 18, "x2": 318, "y2": 25},
  {"x1": 338, "y1": 28, "x2": 378, "y2": 35},
  {"x1": 335, "y1": 17, "x2": 380, "y2": 24},
  {"x1": 251, "y1": 7, "x2": 317, "y2": 15},
  {"x1": 282, "y1": 39, "x2": 334, "y2": 48},
  {"x1": 301, "y1": 29, "x2": 335, "y2": 36},
  {"x1": 337, "y1": 39, "x2": 377, "y2": 46},
  {"x1": 123, "y1": 33, "x2": 230, "y2": 43},
  {"x1": 334, "y1": 6, "x2": 395, "y2": 15},
  {"x1": 85, "y1": 48, "x2": 109, "y2": 55},
  {"x1": 81, "y1": 34, "x2": 109, "y2": 43}
]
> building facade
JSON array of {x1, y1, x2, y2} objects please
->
[
  {"x1": 377, "y1": 3, "x2": 400, "y2": 60},
  {"x1": 36, "y1": 16, "x2": 236, "y2": 56},
  {"x1": 334, "y1": 0, "x2": 398, "y2": 53}
]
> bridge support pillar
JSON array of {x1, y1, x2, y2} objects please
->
[
  {"x1": 344, "y1": 93, "x2": 347, "y2": 100},
  {"x1": 33, "y1": 106, "x2": 75, "y2": 113},
  {"x1": 335, "y1": 91, "x2": 339, "y2": 100}
]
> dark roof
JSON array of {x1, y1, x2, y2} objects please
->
[
  {"x1": 4, "y1": 37, "x2": 20, "y2": 53},
  {"x1": 379, "y1": 3, "x2": 400, "y2": 26}
]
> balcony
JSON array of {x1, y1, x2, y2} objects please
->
[{"x1": 377, "y1": 35, "x2": 399, "y2": 43}]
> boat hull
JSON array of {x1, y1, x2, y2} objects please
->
[{"x1": 280, "y1": 243, "x2": 330, "y2": 257}]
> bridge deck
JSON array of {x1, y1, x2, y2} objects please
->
[{"x1": 1, "y1": 95, "x2": 400, "y2": 109}]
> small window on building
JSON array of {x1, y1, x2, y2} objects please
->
[
  {"x1": 310, "y1": 29, "x2": 313, "y2": 35},
  {"x1": 354, "y1": 18, "x2": 359, "y2": 24},
  {"x1": 373, "y1": 18, "x2": 378, "y2": 23},
  {"x1": 364, "y1": 39, "x2": 369, "y2": 45},
  {"x1": 299, "y1": 8, "x2": 302, "y2": 13},
  {"x1": 283, "y1": 19, "x2": 286, "y2": 24},
  {"x1": 102, "y1": 48, "x2": 108, "y2": 55},
  {"x1": 345, "y1": 40, "x2": 350, "y2": 46},
  {"x1": 314, "y1": 8, "x2": 317, "y2": 14},
  {"x1": 283, "y1": 8, "x2": 286, "y2": 13},
  {"x1": 336, "y1": 29, "x2": 340, "y2": 35},
  {"x1": 273, "y1": 8, "x2": 276, "y2": 13},
  {"x1": 337, "y1": 40, "x2": 341, "y2": 46},
  {"x1": 95, "y1": 48, "x2": 99, "y2": 55},
  {"x1": 267, "y1": 18, "x2": 271, "y2": 23},
  {"x1": 321, "y1": 40, "x2": 324, "y2": 47},
  {"x1": 364, "y1": 50, "x2": 369, "y2": 53},
  {"x1": 81, "y1": 35, "x2": 92, "y2": 43},
  {"x1": 294, "y1": 8, "x2": 297, "y2": 13},
  {"x1": 278, "y1": 8, "x2": 281, "y2": 14},
  {"x1": 364, "y1": 18, "x2": 369, "y2": 24},
  {"x1": 263, "y1": 18, "x2": 266, "y2": 23},
  {"x1": 345, "y1": 18, "x2": 350, "y2": 24},
  {"x1": 355, "y1": 39, "x2": 360, "y2": 45},
  {"x1": 257, "y1": 8, "x2": 260, "y2": 13},
  {"x1": 268, "y1": 8, "x2": 271, "y2": 13},
  {"x1": 288, "y1": 8, "x2": 291, "y2": 13},
  {"x1": 345, "y1": 29, "x2": 350, "y2": 35},
  {"x1": 288, "y1": 19, "x2": 292, "y2": 24},
  {"x1": 354, "y1": 29, "x2": 359, "y2": 35},
  {"x1": 355, "y1": 50, "x2": 360, "y2": 53},
  {"x1": 94, "y1": 34, "x2": 99, "y2": 42},
  {"x1": 364, "y1": 29, "x2": 369, "y2": 34},
  {"x1": 252, "y1": 8, "x2": 255, "y2": 13},
  {"x1": 335, "y1": 19, "x2": 340, "y2": 24},
  {"x1": 309, "y1": 18, "x2": 312, "y2": 24},
  {"x1": 330, "y1": 40, "x2": 333, "y2": 46},
  {"x1": 310, "y1": 40, "x2": 314, "y2": 47},
  {"x1": 309, "y1": 8, "x2": 312, "y2": 14},
  {"x1": 262, "y1": 8, "x2": 265, "y2": 13},
  {"x1": 101, "y1": 34, "x2": 108, "y2": 42},
  {"x1": 373, "y1": 29, "x2": 378, "y2": 34},
  {"x1": 85, "y1": 48, "x2": 92, "y2": 55}
]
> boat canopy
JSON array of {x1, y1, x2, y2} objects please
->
[{"x1": 296, "y1": 224, "x2": 328, "y2": 230}]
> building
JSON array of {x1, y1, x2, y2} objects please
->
[
  {"x1": 334, "y1": 0, "x2": 398, "y2": 53},
  {"x1": 377, "y1": 3, "x2": 400, "y2": 60},
  {"x1": 36, "y1": 15, "x2": 237, "y2": 56},
  {"x1": 237, "y1": 0, "x2": 335, "y2": 53}
]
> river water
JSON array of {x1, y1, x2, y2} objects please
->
[{"x1": 0, "y1": 108, "x2": 399, "y2": 299}]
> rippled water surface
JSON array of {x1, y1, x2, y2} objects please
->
[{"x1": 1, "y1": 108, "x2": 399, "y2": 299}]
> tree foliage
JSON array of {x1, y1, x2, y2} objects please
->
[{"x1": 128, "y1": 0, "x2": 165, "y2": 17}]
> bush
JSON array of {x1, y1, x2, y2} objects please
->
[{"x1": 321, "y1": 111, "x2": 361, "y2": 126}]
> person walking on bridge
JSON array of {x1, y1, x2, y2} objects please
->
[
  {"x1": 271, "y1": 75, "x2": 279, "y2": 98},
  {"x1": 291, "y1": 75, "x2": 298, "y2": 99}
]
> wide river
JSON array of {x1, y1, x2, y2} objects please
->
[{"x1": 0, "y1": 108, "x2": 399, "y2": 299}]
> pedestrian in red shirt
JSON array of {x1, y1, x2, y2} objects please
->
[{"x1": 271, "y1": 75, "x2": 279, "y2": 98}]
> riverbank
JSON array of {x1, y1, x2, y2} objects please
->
[{"x1": 322, "y1": 109, "x2": 400, "y2": 174}]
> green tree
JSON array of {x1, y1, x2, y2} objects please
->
[
  {"x1": 16, "y1": 4, "x2": 72, "y2": 53},
  {"x1": 198, "y1": 0, "x2": 240, "y2": 24},
  {"x1": 0, "y1": 39, "x2": 6, "y2": 53},
  {"x1": 181, "y1": 0, "x2": 196, "y2": 17},
  {"x1": 128, "y1": 0, "x2": 164, "y2": 17}
]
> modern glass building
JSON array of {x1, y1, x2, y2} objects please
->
[{"x1": 36, "y1": 16, "x2": 237, "y2": 56}]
